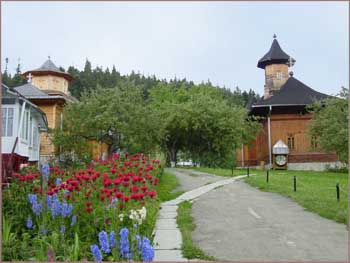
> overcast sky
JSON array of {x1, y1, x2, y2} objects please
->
[{"x1": 2, "y1": 1, "x2": 348, "y2": 96}]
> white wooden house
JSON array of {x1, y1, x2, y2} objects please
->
[{"x1": 1, "y1": 83, "x2": 48, "y2": 178}]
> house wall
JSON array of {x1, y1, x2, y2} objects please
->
[
  {"x1": 236, "y1": 112, "x2": 338, "y2": 170},
  {"x1": 32, "y1": 75, "x2": 69, "y2": 94}
]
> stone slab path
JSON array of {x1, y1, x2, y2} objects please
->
[{"x1": 153, "y1": 168, "x2": 246, "y2": 261}]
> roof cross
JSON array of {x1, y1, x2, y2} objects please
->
[
  {"x1": 287, "y1": 56, "x2": 295, "y2": 67},
  {"x1": 27, "y1": 73, "x2": 33, "y2": 83}
]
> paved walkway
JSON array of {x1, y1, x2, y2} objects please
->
[
  {"x1": 192, "y1": 180, "x2": 349, "y2": 261},
  {"x1": 154, "y1": 168, "x2": 348, "y2": 261},
  {"x1": 153, "y1": 168, "x2": 246, "y2": 261}
]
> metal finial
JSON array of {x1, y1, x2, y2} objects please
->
[
  {"x1": 289, "y1": 71, "x2": 294, "y2": 77},
  {"x1": 48, "y1": 55, "x2": 51, "y2": 60},
  {"x1": 273, "y1": 34, "x2": 277, "y2": 39}
]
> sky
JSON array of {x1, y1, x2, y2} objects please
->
[{"x1": 2, "y1": 1, "x2": 349, "y2": 96}]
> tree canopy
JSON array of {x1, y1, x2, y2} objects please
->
[{"x1": 308, "y1": 87, "x2": 348, "y2": 164}]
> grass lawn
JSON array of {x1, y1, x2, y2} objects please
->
[
  {"x1": 157, "y1": 170, "x2": 184, "y2": 201},
  {"x1": 192, "y1": 167, "x2": 348, "y2": 224},
  {"x1": 189, "y1": 166, "x2": 265, "y2": 177},
  {"x1": 177, "y1": 201, "x2": 217, "y2": 261}
]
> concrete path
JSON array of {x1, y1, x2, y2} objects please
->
[
  {"x1": 192, "y1": 180, "x2": 349, "y2": 261},
  {"x1": 153, "y1": 168, "x2": 246, "y2": 261}
]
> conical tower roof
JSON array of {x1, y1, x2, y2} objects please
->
[
  {"x1": 22, "y1": 58, "x2": 73, "y2": 81},
  {"x1": 257, "y1": 35, "x2": 295, "y2": 69}
]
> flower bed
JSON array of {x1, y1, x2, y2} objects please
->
[{"x1": 2, "y1": 153, "x2": 162, "y2": 261}]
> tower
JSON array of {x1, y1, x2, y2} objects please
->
[
  {"x1": 22, "y1": 57, "x2": 73, "y2": 95},
  {"x1": 257, "y1": 35, "x2": 295, "y2": 99}
]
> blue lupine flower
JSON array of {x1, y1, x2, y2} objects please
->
[
  {"x1": 141, "y1": 237, "x2": 154, "y2": 262},
  {"x1": 26, "y1": 217, "x2": 33, "y2": 229},
  {"x1": 50, "y1": 197, "x2": 61, "y2": 218},
  {"x1": 56, "y1": 178, "x2": 62, "y2": 186},
  {"x1": 119, "y1": 228, "x2": 130, "y2": 258},
  {"x1": 46, "y1": 195, "x2": 52, "y2": 209},
  {"x1": 28, "y1": 194, "x2": 37, "y2": 204},
  {"x1": 60, "y1": 225, "x2": 65, "y2": 234},
  {"x1": 40, "y1": 226, "x2": 47, "y2": 235},
  {"x1": 71, "y1": 215, "x2": 77, "y2": 227},
  {"x1": 133, "y1": 223, "x2": 138, "y2": 229},
  {"x1": 32, "y1": 201, "x2": 43, "y2": 216},
  {"x1": 61, "y1": 202, "x2": 73, "y2": 217},
  {"x1": 90, "y1": 244, "x2": 103, "y2": 262},
  {"x1": 98, "y1": 231, "x2": 110, "y2": 253},
  {"x1": 136, "y1": 235, "x2": 142, "y2": 254},
  {"x1": 110, "y1": 231, "x2": 116, "y2": 248},
  {"x1": 41, "y1": 164, "x2": 50, "y2": 176}
]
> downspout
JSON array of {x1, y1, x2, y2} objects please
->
[{"x1": 268, "y1": 105, "x2": 272, "y2": 169}]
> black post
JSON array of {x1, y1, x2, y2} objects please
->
[
  {"x1": 247, "y1": 166, "x2": 250, "y2": 177},
  {"x1": 293, "y1": 176, "x2": 296, "y2": 192},
  {"x1": 336, "y1": 183, "x2": 340, "y2": 201},
  {"x1": 266, "y1": 170, "x2": 269, "y2": 183}
]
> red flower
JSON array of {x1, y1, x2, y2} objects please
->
[
  {"x1": 113, "y1": 178, "x2": 121, "y2": 185},
  {"x1": 147, "y1": 191, "x2": 156, "y2": 198},
  {"x1": 86, "y1": 201, "x2": 93, "y2": 207},
  {"x1": 99, "y1": 194, "x2": 106, "y2": 201},
  {"x1": 103, "y1": 178, "x2": 112, "y2": 187},
  {"x1": 122, "y1": 196, "x2": 130, "y2": 202},
  {"x1": 115, "y1": 192, "x2": 123, "y2": 198},
  {"x1": 85, "y1": 207, "x2": 93, "y2": 213}
]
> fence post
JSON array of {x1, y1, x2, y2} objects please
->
[
  {"x1": 293, "y1": 176, "x2": 296, "y2": 192},
  {"x1": 336, "y1": 183, "x2": 340, "y2": 201},
  {"x1": 266, "y1": 170, "x2": 269, "y2": 183},
  {"x1": 247, "y1": 166, "x2": 250, "y2": 177}
]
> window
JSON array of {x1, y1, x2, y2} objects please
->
[
  {"x1": 287, "y1": 136, "x2": 295, "y2": 151},
  {"x1": 2, "y1": 108, "x2": 14, "y2": 137},
  {"x1": 21, "y1": 110, "x2": 30, "y2": 141},
  {"x1": 276, "y1": 71, "x2": 283, "y2": 80}
]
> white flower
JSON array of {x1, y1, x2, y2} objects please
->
[{"x1": 119, "y1": 213, "x2": 124, "y2": 222}]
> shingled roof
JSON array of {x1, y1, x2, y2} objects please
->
[
  {"x1": 257, "y1": 37, "x2": 294, "y2": 69},
  {"x1": 14, "y1": 83, "x2": 77, "y2": 102},
  {"x1": 252, "y1": 76, "x2": 330, "y2": 108},
  {"x1": 22, "y1": 58, "x2": 73, "y2": 81}
]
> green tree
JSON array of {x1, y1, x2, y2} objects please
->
[
  {"x1": 53, "y1": 81, "x2": 161, "y2": 161},
  {"x1": 150, "y1": 82, "x2": 260, "y2": 167},
  {"x1": 308, "y1": 87, "x2": 348, "y2": 163}
]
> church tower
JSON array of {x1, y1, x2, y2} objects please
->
[
  {"x1": 22, "y1": 57, "x2": 73, "y2": 95},
  {"x1": 257, "y1": 35, "x2": 295, "y2": 99}
]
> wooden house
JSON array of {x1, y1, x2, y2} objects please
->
[
  {"x1": 1, "y1": 83, "x2": 48, "y2": 179},
  {"x1": 237, "y1": 36, "x2": 339, "y2": 171},
  {"x1": 15, "y1": 58, "x2": 108, "y2": 162}
]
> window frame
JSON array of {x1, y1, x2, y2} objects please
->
[{"x1": 2, "y1": 106, "x2": 15, "y2": 137}]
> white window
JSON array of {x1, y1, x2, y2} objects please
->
[
  {"x1": 21, "y1": 110, "x2": 30, "y2": 141},
  {"x1": 276, "y1": 71, "x2": 283, "y2": 80},
  {"x1": 2, "y1": 108, "x2": 14, "y2": 137}
]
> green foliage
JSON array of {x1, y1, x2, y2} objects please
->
[
  {"x1": 177, "y1": 201, "x2": 218, "y2": 261},
  {"x1": 157, "y1": 171, "x2": 184, "y2": 201},
  {"x1": 150, "y1": 82, "x2": 260, "y2": 167},
  {"x1": 52, "y1": 82, "x2": 162, "y2": 159},
  {"x1": 308, "y1": 87, "x2": 348, "y2": 163}
]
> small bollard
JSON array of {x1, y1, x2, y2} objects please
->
[
  {"x1": 247, "y1": 166, "x2": 250, "y2": 177},
  {"x1": 266, "y1": 170, "x2": 269, "y2": 183},
  {"x1": 336, "y1": 183, "x2": 340, "y2": 201},
  {"x1": 293, "y1": 176, "x2": 296, "y2": 192}
]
